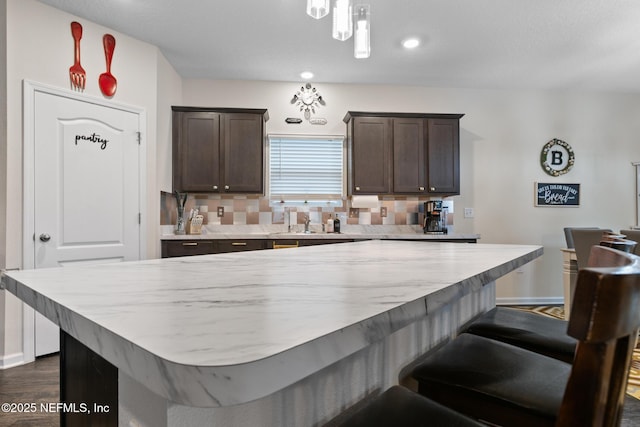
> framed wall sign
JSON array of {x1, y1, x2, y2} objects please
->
[{"x1": 535, "y1": 182, "x2": 580, "y2": 207}]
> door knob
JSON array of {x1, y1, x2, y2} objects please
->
[{"x1": 39, "y1": 233, "x2": 51, "y2": 242}]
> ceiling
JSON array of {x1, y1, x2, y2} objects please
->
[{"x1": 37, "y1": 0, "x2": 640, "y2": 93}]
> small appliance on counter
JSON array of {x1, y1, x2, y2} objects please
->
[{"x1": 423, "y1": 200, "x2": 447, "y2": 234}]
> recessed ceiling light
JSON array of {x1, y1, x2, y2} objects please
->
[
  {"x1": 402, "y1": 38, "x2": 420, "y2": 49},
  {"x1": 300, "y1": 71, "x2": 314, "y2": 80}
]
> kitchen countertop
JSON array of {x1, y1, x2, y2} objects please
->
[
  {"x1": 3, "y1": 240, "x2": 539, "y2": 409},
  {"x1": 161, "y1": 232, "x2": 479, "y2": 240},
  {"x1": 160, "y1": 224, "x2": 480, "y2": 241}
]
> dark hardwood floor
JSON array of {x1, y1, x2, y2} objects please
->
[
  {"x1": 0, "y1": 354, "x2": 59, "y2": 426},
  {"x1": 0, "y1": 354, "x2": 639, "y2": 426},
  {"x1": 622, "y1": 395, "x2": 640, "y2": 426}
]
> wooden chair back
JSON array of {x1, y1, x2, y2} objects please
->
[
  {"x1": 571, "y1": 228, "x2": 612, "y2": 270},
  {"x1": 558, "y1": 245, "x2": 640, "y2": 427},
  {"x1": 564, "y1": 227, "x2": 600, "y2": 249},
  {"x1": 587, "y1": 242, "x2": 638, "y2": 269},
  {"x1": 620, "y1": 229, "x2": 640, "y2": 256}
]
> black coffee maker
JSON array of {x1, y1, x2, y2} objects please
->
[{"x1": 423, "y1": 201, "x2": 447, "y2": 234}]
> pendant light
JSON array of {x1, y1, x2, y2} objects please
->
[
  {"x1": 306, "y1": 0, "x2": 372, "y2": 59},
  {"x1": 354, "y1": 5, "x2": 370, "y2": 58},
  {"x1": 306, "y1": 0, "x2": 330, "y2": 19},
  {"x1": 332, "y1": 0, "x2": 353, "y2": 41}
]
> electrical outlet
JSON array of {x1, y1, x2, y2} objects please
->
[
  {"x1": 464, "y1": 208, "x2": 474, "y2": 218},
  {"x1": 217, "y1": 206, "x2": 224, "y2": 217},
  {"x1": 380, "y1": 207, "x2": 388, "y2": 217}
]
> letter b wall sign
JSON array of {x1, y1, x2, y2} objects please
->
[{"x1": 540, "y1": 138, "x2": 574, "y2": 176}]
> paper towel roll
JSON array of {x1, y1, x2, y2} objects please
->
[{"x1": 351, "y1": 195, "x2": 379, "y2": 208}]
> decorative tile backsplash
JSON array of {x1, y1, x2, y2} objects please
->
[{"x1": 160, "y1": 192, "x2": 433, "y2": 228}]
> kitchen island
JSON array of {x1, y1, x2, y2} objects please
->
[{"x1": 2, "y1": 240, "x2": 541, "y2": 427}]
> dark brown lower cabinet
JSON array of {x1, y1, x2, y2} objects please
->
[
  {"x1": 60, "y1": 331, "x2": 117, "y2": 427},
  {"x1": 161, "y1": 239, "x2": 266, "y2": 257},
  {"x1": 215, "y1": 240, "x2": 266, "y2": 253},
  {"x1": 161, "y1": 240, "x2": 216, "y2": 257},
  {"x1": 161, "y1": 238, "x2": 359, "y2": 257}
]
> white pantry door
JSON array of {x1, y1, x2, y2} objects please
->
[{"x1": 30, "y1": 87, "x2": 141, "y2": 356}]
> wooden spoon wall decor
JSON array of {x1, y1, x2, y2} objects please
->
[{"x1": 99, "y1": 34, "x2": 117, "y2": 97}]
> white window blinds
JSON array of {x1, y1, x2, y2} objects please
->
[{"x1": 269, "y1": 135, "x2": 344, "y2": 200}]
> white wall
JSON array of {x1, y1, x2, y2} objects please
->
[
  {"x1": 0, "y1": 0, "x2": 7, "y2": 360},
  {"x1": 156, "y1": 54, "x2": 183, "y2": 193},
  {"x1": 180, "y1": 80, "x2": 640, "y2": 303},
  {"x1": 1, "y1": 0, "x2": 182, "y2": 366}
]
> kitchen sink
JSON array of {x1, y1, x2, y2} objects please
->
[{"x1": 271, "y1": 231, "x2": 317, "y2": 235}]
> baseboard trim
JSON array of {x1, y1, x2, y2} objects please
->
[
  {"x1": 0, "y1": 352, "x2": 25, "y2": 369},
  {"x1": 496, "y1": 297, "x2": 564, "y2": 306}
]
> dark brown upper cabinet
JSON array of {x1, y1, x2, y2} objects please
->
[
  {"x1": 172, "y1": 107, "x2": 268, "y2": 193},
  {"x1": 346, "y1": 115, "x2": 392, "y2": 194},
  {"x1": 344, "y1": 112, "x2": 464, "y2": 196},
  {"x1": 426, "y1": 118, "x2": 460, "y2": 195},
  {"x1": 393, "y1": 118, "x2": 425, "y2": 194}
]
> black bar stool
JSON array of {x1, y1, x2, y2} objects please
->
[
  {"x1": 411, "y1": 245, "x2": 640, "y2": 427},
  {"x1": 461, "y1": 240, "x2": 634, "y2": 363},
  {"x1": 333, "y1": 385, "x2": 485, "y2": 427}
]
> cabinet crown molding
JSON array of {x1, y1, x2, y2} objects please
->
[
  {"x1": 343, "y1": 111, "x2": 464, "y2": 123},
  {"x1": 172, "y1": 106, "x2": 269, "y2": 122}
]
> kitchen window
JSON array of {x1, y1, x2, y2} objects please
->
[{"x1": 268, "y1": 135, "x2": 344, "y2": 203}]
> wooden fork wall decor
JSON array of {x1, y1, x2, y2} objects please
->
[{"x1": 69, "y1": 21, "x2": 86, "y2": 91}]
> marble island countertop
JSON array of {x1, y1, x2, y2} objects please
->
[
  {"x1": 3, "y1": 240, "x2": 540, "y2": 408},
  {"x1": 160, "y1": 224, "x2": 480, "y2": 241}
]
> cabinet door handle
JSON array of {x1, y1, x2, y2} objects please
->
[
  {"x1": 231, "y1": 242, "x2": 247, "y2": 246},
  {"x1": 182, "y1": 242, "x2": 198, "y2": 246},
  {"x1": 419, "y1": 186, "x2": 425, "y2": 191},
  {"x1": 213, "y1": 185, "x2": 218, "y2": 190},
  {"x1": 224, "y1": 185, "x2": 230, "y2": 190},
  {"x1": 355, "y1": 186, "x2": 361, "y2": 191},
  {"x1": 430, "y1": 187, "x2": 436, "y2": 191}
]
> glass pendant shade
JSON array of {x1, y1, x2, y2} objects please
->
[
  {"x1": 306, "y1": 0, "x2": 330, "y2": 19},
  {"x1": 332, "y1": 0, "x2": 353, "y2": 41},
  {"x1": 354, "y1": 5, "x2": 370, "y2": 58}
]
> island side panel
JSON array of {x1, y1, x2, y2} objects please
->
[{"x1": 117, "y1": 281, "x2": 495, "y2": 427}]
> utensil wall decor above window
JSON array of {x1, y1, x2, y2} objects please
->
[
  {"x1": 99, "y1": 34, "x2": 117, "y2": 97},
  {"x1": 291, "y1": 83, "x2": 325, "y2": 120},
  {"x1": 69, "y1": 21, "x2": 86, "y2": 91}
]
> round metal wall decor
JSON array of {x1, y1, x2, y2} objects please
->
[
  {"x1": 291, "y1": 83, "x2": 325, "y2": 120},
  {"x1": 540, "y1": 138, "x2": 574, "y2": 177}
]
